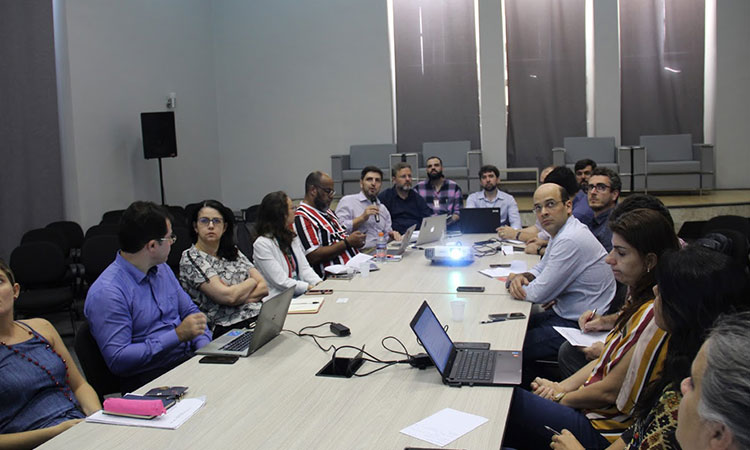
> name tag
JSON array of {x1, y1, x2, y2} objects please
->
[{"x1": 433, "y1": 198, "x2": 440, "y2": 209}]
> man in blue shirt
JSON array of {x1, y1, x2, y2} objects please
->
[
  {"x1": 508, "y1": 183, "x2": 615, "y2": 366},
  {"x1": 378, "y1": 162, "x2": 432, "y2": 234},
  {"x1": 465, "y1": 164, "x2": 522, "y2": 228},
  {"x1": 85, "y1": 201, "x2": 212, "y2": 392},
  {"x1": 585, "y1": 167, "x2": 621, "y2": 252}
]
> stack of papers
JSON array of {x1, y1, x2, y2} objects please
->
[
  {"x1": 478, "y1": 260, "x2": 528, "y2": 281},
  {"x1": 86, "y1": 397, "x2": 206, "y2": 430},
  {"x1": 400, "y1": 408, "x2": 488, "y2": 447},
  {"x1": 288, "y1": 296, "x2": 324, "y2": 314}
]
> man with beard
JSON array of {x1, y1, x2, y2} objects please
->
[
  {"x1": 465, "y1": 164, "x2": 522, "y2": 228},
  {"x1": 585, "y1": 167, "x2": 621, "y2": 252},
  {"x1": 378, "y1": 162, "x2": 432, "y2": 234},
  {"x1": 294, "y1": 171, "x2": 366, "y2": 276},
  {"x1": 414, "y1": 156, "x2": 463, "y2": 227},
  {"x1": 573, "y1": 158, "x2": 596, "y2": 228},
  {"x1": 335, "y1": 166, "x2": 402, "y2": 248}
]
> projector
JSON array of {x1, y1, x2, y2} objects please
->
[{"x1": 424, "y1": 246, "x2": 475, "y2": 265}]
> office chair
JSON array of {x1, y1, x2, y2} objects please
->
[{"x1": 74, "y1": 321, "x2": 121, "y2": 401}]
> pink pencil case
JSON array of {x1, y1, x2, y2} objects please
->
[{"x1": 103, "y1": 398, "x2": 167, "y2": 417}]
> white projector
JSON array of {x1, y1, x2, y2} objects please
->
[{"x1": 424, "y1": 246, "x2": 475, "y2": 265}]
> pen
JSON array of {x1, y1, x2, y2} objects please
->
[
  {"x1": 544, "y1": 425, "x2": 561, "y2": 436},
  {"x1": 588, "y1": 308, "x2": 597, "y2": 321},
  {"x1": 480, "y1": 319, "x2": 505, "y2": 324}
]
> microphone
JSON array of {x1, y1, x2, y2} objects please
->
[{"x1": 372, "y1": 199, "x2": 380, "y2": 223}]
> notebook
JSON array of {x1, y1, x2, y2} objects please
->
[
  {"x1": 196, "y1": 286, "x2": 295, "y2": 357},
  {"x1": 409, "y1": 301, "x2": 522, "y2": 386},
  {"x1": 460, "y1": 208, "x2": 502, "y2": 234},
  {"x1": 387, "y1": 224, "x2": 417, "y2": 256},
  {"x1": 415, "y1": 215, "x2": 447, "y2": 246}
]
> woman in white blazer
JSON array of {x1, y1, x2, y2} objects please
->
[{"x1": 252, "y1": 191, "x2": 322, "y2": 297}]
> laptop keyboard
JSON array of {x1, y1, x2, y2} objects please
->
[
  {"x1": 455, "y1": 350, "x2": 494, "y2": 381},
  {"x1": 219, "y1": 330, "x2": 254, "y2": 351}
]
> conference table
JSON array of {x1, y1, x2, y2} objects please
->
[{"x1": 41, "y1": 234, "x2": 540, "y2": 450}]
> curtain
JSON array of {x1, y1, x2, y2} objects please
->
[
  {"x1": 393, "y1": 0, "x2": 481, "y2": 154},
  {"x1": 505, "y1": 0, "x2": 586, "y2": 169},
  {"x1": 620, "y1": 0, "x2": 705, "y2": 144},
  {"x1": 0, "y1": 0, "x2": 64, "y2": 260}
]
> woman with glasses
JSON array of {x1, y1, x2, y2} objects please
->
[
  {"x1": 180, "y1": 200, "x2": 268, "y2": 337},
  {"x1": 0, "y1": 259, "x2": 101, "y2": 448},
  {"x1": 550, "y1": 246, "x2": 749, "y2": 450},
  {"x1": 252, "y1": 191, "x2": 322, "y2": 298},
  {"x1": 502, "y1": 208, "x2": 680, "y2": 449}
]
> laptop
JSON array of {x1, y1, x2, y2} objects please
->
[
  {"x1": 409, "y1": 301, "x2": 522, "y2": 386},
  {"x1": 387, "y1": 224, "x2": 417, "y2": 256},
  {"x1": 414, "y1": 215, "x2": 447, "y2": 246},
  {"x1": 460, "y1": 208, "x2": 502, "y2": 234},
  {"x1": 197, "y1": 286, "x2": 295, "y2": 357}
]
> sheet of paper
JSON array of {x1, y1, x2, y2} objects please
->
[
  {"x1": 345, "y1": 253, "x2": 374, "y2": 268},
  {"x1": 501, "y1": 245, "x2": 514, "y2": 255},
  {"x1": 553, "y1": 327, "x2": 609, "y2": 347},
  {"x1": 86, "y1": 397, "x2": 206, "y2": 429},
  {"x1": 336, "y1": 297, "x2": 349, "y2": 303},
  {"x1": 324, "y1": 264, "x2": 350, "y2": 275},
  {"x1": 478, "y1": 260, "x2": 528, "y2": 279},
  {"x1": 400, "y1": 408, "x2": 488, "y2": 447}
]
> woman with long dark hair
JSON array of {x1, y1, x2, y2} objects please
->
[
  {"x1": 503, "y1": 208, "x2": 680, "y2": 449},
  {"x1": 253, "y1": 191, "x2": 321, "y2": 297},
  {"x1": 551, "y1": 245, "x2": 749, "y2": 449},
  {"x1": 180, "y1": 199, "x2": 267, "y2": 337}
]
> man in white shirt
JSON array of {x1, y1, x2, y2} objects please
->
[
  {"x1": 335, "y1": 166, "x2": 401, "y2": 248},
  {"x1": 465, "y1": 164, "x2": 521, "y2": 229}
]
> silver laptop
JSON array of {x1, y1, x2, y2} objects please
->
[
  {"x1": 414, "y1": 215, "x2": 447, "y2": 246},
  {"x1": 387, "y1": 224, "x2": 417, "y2": 256},
  {"x1": 197, "y1": 286, "x2": 295, "y2": 357},
  {"x1": 409, "y1": 301, "x2": 522, "y2": 386}
]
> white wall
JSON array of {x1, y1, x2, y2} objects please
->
[
  {"x1": 56, "y1": 0, "x2": 221, "y2": 229},
  {"x1": 55, "y1": 0, "x2": 749, "y2": 228},
  {"x1": 211, "y1": 0, "x2": 394, "y2": 207},
  {"x1": 715, "y1": 0, "x2": 750, "y2": 188}
]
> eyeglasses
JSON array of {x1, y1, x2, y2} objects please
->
[
  {"x1": 583, "y1": 183, "x2": 612, "y2": 193},
  {"x1": 532, "y1": 199, "x2": 562, "y2": 214},
  {"x1": 316, "y1": 185, "x2": 335, "y2": 196},
  {"x1": 197, "y1": 217, "x2": 224, "y2": 226},
  {"x1": 159, "y1": 233, "x2": 177, "y2": 244}
]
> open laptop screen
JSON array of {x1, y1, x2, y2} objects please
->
[{"x1": 410, "y1": 301, "x2": 454, "y2": 375}]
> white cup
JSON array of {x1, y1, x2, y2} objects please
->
[
  {"x1": 450, "y1": 300, "x2": 466, "y2": 322},
  {"x1": 359, "y1": 262, "x2": 370, "y2": 278}
]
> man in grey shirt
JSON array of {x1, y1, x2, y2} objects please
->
[
  {"x1": 508, "y1": 182, "x2": 615, "y2": 366},
  {"x1": 335, "y1": 166, "x2": 401, "y2": 248}
]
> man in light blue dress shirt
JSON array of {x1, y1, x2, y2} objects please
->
[
  {"x1": 465, "y1": 164, "x2": 522, "y2": 229},
  {"x1": 335, "y1": 166, "x2": 401, "y2": 248},
  {"x1": 507, "y1": 183, "x2": 615, "y2": 369}
]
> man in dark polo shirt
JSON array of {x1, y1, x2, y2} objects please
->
[
  {"x1": 585, "y1": 167, "x2": 621, "y2": 252},
  {"x1": 378, "y1": 162, "x2": 432, "y2": 234}
]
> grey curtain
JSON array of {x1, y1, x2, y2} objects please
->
[
  {"x1": 505, "y1": 0, "x2": 586, "y2": 169},
  {"x1": 0, "y1": 0, "x2": 64, "y2": 260},
  {"x1": 620, "y1": 0, "x2": 705, "y2": 144},
  {"x1": 393, "y1": 0, "x2": 481, "y2": 155}
]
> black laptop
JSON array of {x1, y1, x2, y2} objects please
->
[
  {"x1": 460, "y1": 208, "x2": 502, "y2": 233},
  {"x1": 409, "y1": 301, "x2": 522, "y2": 386}
]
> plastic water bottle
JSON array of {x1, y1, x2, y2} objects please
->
[{"x1": 376, "y1": 232, "x2": 387, "y2": 262}]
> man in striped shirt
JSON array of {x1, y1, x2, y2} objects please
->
[{"x1": 294, "y1": 171, "x2": 366, "y2": 277}]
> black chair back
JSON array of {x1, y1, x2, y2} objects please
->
[
  {"x1": 84, "y1": 223, "x2": 120, "y2": 240},
  {"x1": 80, "y1": 235, "x2": 120, "y2": 285},
  {"x1": 702, "y1": 215, "x2": 750, "y2": 238},
  {"x1": 100, "y1": 209, "x2": 125, "y2": 225},
  {"x1": 74, "y1": 321, "x2": 120, "y2": 401},
  {"x1": 46, "y1": 221, "x2": 85, "y2": 250},
  {"x1": 21, "y1": 228, "x2": 71, "y2": 258}
]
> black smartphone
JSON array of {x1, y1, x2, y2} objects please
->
[
  {"x1": 199, "y1": 355, "x2": 239, "y2": 364},
  {"x1": 489, "y1": 263, "x2": 511, "y2": 268},
  {"x1": 456, "y1": 286, "x2": 485, "y2": 292},
  {"x1": 513, "y1": 246, "x2": 525, "y2": 252},
  {"x1": 307, "y1": 289, "x2": 333, "y2": 295},
  {"x1": 488, "y1": 313, "x2": 509, "y2": 321},
  {"x1": 508, "y1": 312, "x2": 526, "y2": 320},
  {"x1": 489, "y1": 312, "x2": 526, "y2": 320}
]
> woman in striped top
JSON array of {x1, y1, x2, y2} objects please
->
[
  {"x1": 502, "y1": 209, "x2": 680, "y2": 450},
  {"x1": 550, "y1": 245, "x2": 749, "y2": 450}
]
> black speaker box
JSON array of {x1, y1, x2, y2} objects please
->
[{"x1": 141, "y1": 111, "x2": 177, "y2": 159}]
